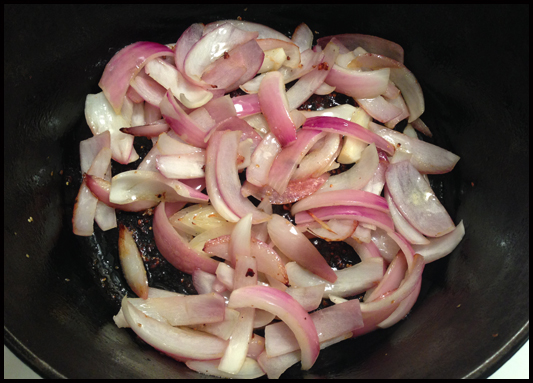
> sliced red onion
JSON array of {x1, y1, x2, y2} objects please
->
[
  {"x1": 377, "y1": 278, "x2": 421, "y2": 329},
  {"x1": 351, "y1": 224, "x2": 372, "y2": 243},
  {"x1": 303, "y1": 116, "x2": 395, "y2": 155},
  {"x1": 383, "y1": 81, "x2": 401, "y2": 99},
  {"x1": 215, "y1": 130, "x2": 271, "y2": 223},
  {"x1": 361, "y1": 150, "x2": 389, "y2": 195},
  {"x1": 118, "y1": 224, "x2": 149, "y2": 299},
  {"x1": 384, "y1": 93, "x2": 410, "y2": 128},
  {"x1": 267, "y1": 214, "x2": 337, "y2": 283},
  {"x1": 291, "y1": 23, "x2": 314, "y2": 52},
  {"x1": 317, "y1": 34, "x2": 404, "y2": 63},
  {"x1": 98, "y1": 41, "x2": 173, "y2": 114},
  {"x1": 410, "y1": 117, "x2": 433, "y2": 137},
  {"x1": 385, "y1": 187, "x2": 430, "y2": 245},
  {"x1": 292, "y1": 133, "x2": 341, "y2": 180},
  {"x1": 186, "y1": 358, "x2": 265, "y2": 379},
  {"x1": 351, "y1": 53, "x2": 424, "y2": 122},
  {"x1": 125, "y1": 292, "x2": 225, "y2": 326},
  {"x1": 144, "y1": 57, "x2": 213, "y2": 109},
  {"x1": 203, "y1": 235, "x2": 288, "y2": 285},
  {"x1": 316, "y1": 143, "x2": 379, "y2": 193},
  {"x1": 126, "y1": 86, "x2": 145, "y2": 104},
  {"x1": 364, "y1": 251, "x2": 407, "y2": 302},
  {"x1": 291, "y1": 189, "x2": 389, "y2": 216},
  {"x1": 286, "y1": 41, "x2": 339, "y2": 110},
  {"x1": 355, "y1": 96, "x2": 403, "y2": 124},
  {"x1": 386, "y1": 160, "x2": 455, "y2": 237},
  {"x1": 204, "y1": 19, "x2": 293, "y2": 42},
  {"x1": 85, "y1": 92, "x2": 139, "y2": 164},
  {"x1": 94, "y1": 199, "x2": 117, "y2": 232},
  {"x1": 295, "y1": 205, "x2": 395, "y2": 234},
  {"x1": 79, "y1": 131, "x2": 111, "y2": 173},
  {"x1": 267, "y1": 129, "x2": 325, "y2": 195},
  {"x1": 202, "y1": 39, "x2": 264, "y2": 92},
  {"x1": 108, "y1": 170, "x2": 208, "y2": 205},
  {"x1": 156, "y1": 131, "x2": 203, "y2": 155},
  {"x1": 120, "y1": 120, "x2": 169, "y2": 138},
  {"x1": 130, "y1": 70, "x2": 167, "y2": 107},
  {"x1": 258, "y1": 47, "x2": 287, "y2": 73},
  {"x1": 215, "y1": 263, "x2": 235, "y2": 291},
  {"x1": 306, "y1": 219, "x2": 358, "y2": 242},
  {"x1": 242, "y1": 173, "x2": 329, "y2": 205},
  {"x1": 246, "y1": 132, "x2": 282, "y2": 187},
  {"x1": 258, "y1": 71, "x2": 297, "y2": 147},
  {"x1": 159, "y1": 91, "x2": 210, "y2": 148},
  {"x1": 228, "y1": 285, "x2": 320, "y2": 370},
  {"x1": 285, "y1": 284, "x2": 325, "y2": 312},
  {"x1": 168, "y1": 204, "x2": 226, "y2": 237},
  {"x1": 155, "y1": 152, "x2": 205, "y2": 179},
  {"x1": 203, "y1": 116, "x2": 262, "y2": 148},
  {"x1": 192, "y1": 269, "x2": 217, "y2": 294},
  {"x1": 412, "y1": 220, "x2": 465, "y2": 263},
  {"x1": 121, "y1": 298, "x2": 228, "y2": 360},
  {"x1": 265, "y1": 299, "x2": 363, "y2": 357},
  {"x1": 174, "y1": 23, "x2": 204, "y2": 80},
  {"x1": 325, "y1": 65, "x2": 390, "y2": 99},
  {"x1": 153, "y1": 202, "x2": 220, "y2": 275},
  {"x1": 368, "y1": 121, "x2": 460, "y2": 174},
  {"x1": 194, "y1": 307, "x2": 240, "y2": 340},
  {"x1": 257, "y1": 38, "x2": 301, "y2": 68},
  {"x1": 232, "y1": 93, "x2": 261, "y2": 117},
  {"x1": 300, "y1": 104, "x2": 357, "y2": 121},
  {"x1": 184, "y1": 23, "x2": 258, "y2": 83},
  {"x1": 144, "y1": 102, "x2": 162, "y2": 124},
  {"x1": 286, "y1": 258, "x2": 384, "y2": 298},
  {"x1": 84, "y1": 174, "x2": 157, "y2": 212}
]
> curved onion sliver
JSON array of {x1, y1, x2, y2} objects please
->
[{"x1": 118, "y1": 224, "x2": 149, "y2": 299}]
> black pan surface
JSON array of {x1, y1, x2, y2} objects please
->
[{"x1": 4, "y1": 4, "x2": 529, "y2": 379}]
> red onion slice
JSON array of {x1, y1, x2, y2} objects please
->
[
  {"x1": 246, "y1": 132, "x2": 282, "y2": 187},
  {"x1": 242, "y1": 173, "x2": 329, "y2": 205},
  {"x1": 258, "y1": 71, "x2": 297, "y2": 147},
  {"x1": 410, "y1": 117, "x2": 433, "y2": 137},
  {"x1": 108, "y1": 169, "x2": 208, "y2": 205},
  {"x1": 315, "y1": 143, "x2": 379, "y2": 193},
  {"x1": 120, "y1": 120, "x2": 169, "y2": 138},
  {"x1": 186, "y1": 358, "x2": 265, "y2": 379},
  {"x1": 385, "y1": 187, "x2": 430, "y2": 245},
  {"x1": 351, "y1": 53, "x2": 425, "y2": 122},
  {"x1": 286, "y1": 41, "x2": 339, "y2": 110},
  {"x1": 364, "y1": 251, "x2": 408, "y2": 302},
  {"x1": 118, "y1": 224, "x2": 149, "y2": 299},
  {"x1": 203, "y1": 235, "x2": 288, "y2": 285},
  {"x1": 121, "y1": 298, "x2": 228, "y2": 360},
  {"x1": 295, "y1": 205, "x2": 395, "y2": 234},
  {"x1": 377, "y1": 278, "x2": 421, "y2": 329},
  {"x1": 303, "y1": 116, "x2": 395, "y2": 155},
  {"x1": 268, "y1": 214, "x2": 337, "y2": 283},
  {"x1": 215, "y1": 130, "x2": 271, "y2": 223},
  {"x1": 98, "y1": 41, "x2": 173, "y2": 114},
  {"x1": 204, "y1": 19, "x2": 293, "y2": 42},
  {"x1": 325, "y1": 65, "x2": 390, "y2": 99},
  {"x1": 368, "y1": 121, "x2": 460, "y2": 174},
  {"x1": 412, "y1": 220, "x2": 465, "y2": 263},
  {"x1": 286, "y1": 258, "x2": 385, "y2": 298},
  {"x1": 159, "y1": 91, "x2": 210, "y2": 148},
  {"x1": 85, "y1": 92, "x2": 138, "y2": 164},
  {"x1": 228, "y1": 285, "x2": 320, "y2": 370},
  {"x1": 317, "y1": 34, "x2": 404, "y2": 63},
  {"x1": 291, "y1": 23, "x2": 314, "y2": 52},
  {"x1": 355, "y1": 96, "x2": 403, "y2": 124},
  {"x1": 156, "y1": 131, "x2": 204, "y2": 155},
  {"x1": 292, "y1": 133, "x2": 341, "y2": 180},
  {"x1": 184, "y1": 23, "x2": 258, "y2": 83},
  {"x1": 130, "y1": 70, "x2": 167, "y2": 107},
  {"x1": 155, "y1": 152, "x2": 205, "y2": 179},
  {"x1": 257, "y1": 38, "x2": 301, "y2": 68},
  {"x1": 385, "y1": 160, "x2": 455, "y2": 237},
  {"x1": 344, "y1": 237, "x2": 383, "y2": 260},
  {"x1": 265, "y1": 299, "x2": 363, "y2": 357},
  {"x1": 174, "y1": 23, "x2": 204, "y2": 80},
  {"x1": 267, "y1": 129, "x2": 325, "y2": 195},
  {"x1": 232, "y1": 93, "x2": 261, "y2": 118},
  {"x1": 153, "y1": 202, "x2": 220, "y2": 275},
  {"x1": 291, "y1": 189, "x2": 389, "y2": 215},
  {"x1": 285, "y1": 284, "x2": 325, "y2": 312}
]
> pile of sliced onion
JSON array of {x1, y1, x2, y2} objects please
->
[{"x1": 74, "y1": 19, "x2": 465, "y2": 379}]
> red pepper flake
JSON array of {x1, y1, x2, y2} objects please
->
[
  {"x1": 471, "y1": 181, "x2": 475, "y2": 187},
  {"x1": 492, "y1": 333, "x2": 499, "y2": 338},
  {"x1": 237, "y1": 16, "x2": 242, "y2": 21},
  {"x1": 317, "y1": 62, "x2": 329, "y2": 71},
  {"x1": 245, "y1": 268, "x2": 255, "y2": 277},
  {"x1": 396, "y1": 143, "x2": 402, "y2": 147},
  {"x1": 286, "y1": 56, "x2": 291, "y2": 61},
  {"x1": 223, "y1": 51, "x2": 230, "y2": 59}
]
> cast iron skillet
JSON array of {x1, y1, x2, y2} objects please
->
[{"x1": 4, "y1": 4, "x2": 529, "y2": 379}]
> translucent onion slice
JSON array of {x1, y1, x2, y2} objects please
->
[
  {"x1": 267, "y1": 214, "x2": 337, "y2": 283},
  {"x1": 228, "y1": 285, "x2": 320, "y2": 370},
  {"x1": 120, "y1": 120, "x2": 169, "y2": 138},
  {"x1": 98, "y1": 41, "x2": 173, "y2": 114},
  {"x1": 317, "y1": 33, "x2": 404, "y2": 63},
  {"x1": 118, "y1": 224, "x2": 149, "y2": 299},
  {"x1": 108, "y1": 170, "x2": 209, "y2": 205},
  {"x1": 412, "y1": 220, "x2": 465, "y2": 263},
  {"x1": 256, "y1": 38, "x2": 301, "y2": 68},
  {"x1": 325, "y1": 65, "x2": 390, "y2": 99},
  {"x1": 291, "y1": 189, "x2": 389, "y2": 215},
  {"x1": 385, "y1": 160, "x2": 455, "y2": 237},
  {"x1": 265, "y1": 299, "x2": 363, "y2": 357},
  {"x1": 292, "y1": 133, "x2": 341, "y2": 180},
  {"x1": 121, "y1": 298, "x2": 228, "y2": 361},
  {"x1": 285, "y1": 258, "x2": 385, "y2": 298},
  {"x1": 285, "y1": 284, "x2": 326, "y2": 312},
  {"x1": 155, "y1": 152, "x2": 206, "y2": 179},
  {"x1": 153, "y1": 202, "x2": 220, "y2": 275},
  {"x1": 291, "y1": 23, "x2": 314, "y2": 52},
  {"x1": 385, "y1": 187, "x2": 430, "y2": 245},
  {"x1": 246, "y1": 132, "x2": 282, "y2": 187}
]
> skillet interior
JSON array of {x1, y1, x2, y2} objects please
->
[{"x1": 4, "y1": 4, "x2": 529, "y2": 379}]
